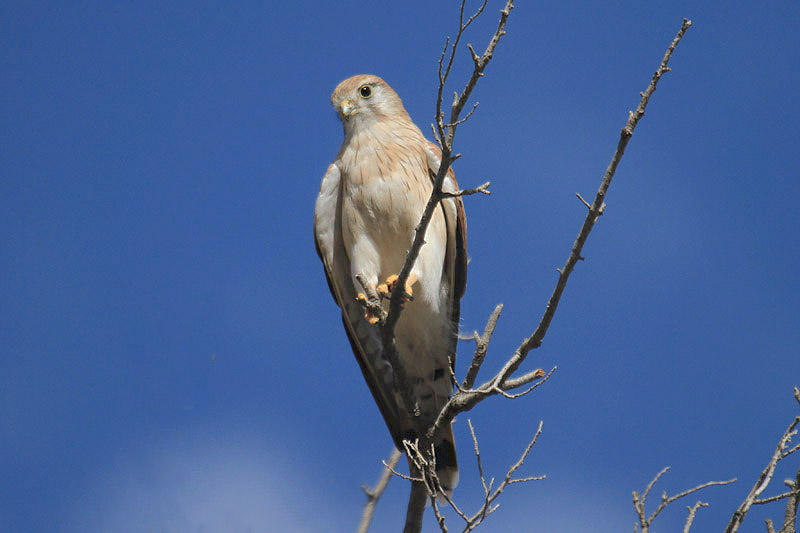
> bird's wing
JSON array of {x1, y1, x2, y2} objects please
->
[
  {"x1": 314, "y1": 161, "x2": 405, "y2": 447},
  {"x1": 425, "y1": 142, "x2": 468, "y2": 355},
  {"x1": 423, "y1": 141, "x2": 468, "y2": 493}
]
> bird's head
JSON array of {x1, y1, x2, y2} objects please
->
[{"x1": 331, "y1": 74, "x2": 409, "y2": 130}]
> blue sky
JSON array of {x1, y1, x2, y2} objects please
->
[{"x1": 2, "y1": 1, "x2": 799, "y2": 532}]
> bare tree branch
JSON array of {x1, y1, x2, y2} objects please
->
[
  {"x1": 371, "y1": 3, "x2": 514, "y2": 529},
  {"x1": 385, "y1": 0, "x2": 512, "y2": 339},
  {"x1": 725, "y1": 415, "x2": 800, "y2": 533},
  {"x1": 755, "y1": 491, "x2": 798, "y2": 506},
  {"x1": 369, "y1": 7, "x2": 695, "y2": 532},
  {"x1": 575, "y1": 192, "x2": 592, "y2": 210},
  {"x1": 403, "y1": 460, "x2": 429, "y2": 533},
  {"x1": 440, "y1": 180, "x2": 492, "y2": 199},
  {"x1": 632, "y1": 467, "x2": 735, "y2": 533},
  {"x1": 767, "y1": 517, "x2": 777, "y2": 533},
  {"x1": 683, "y1": 501, "x2": 709, "y2": 533},
  {"x1": 383, "y1": 463, "x2": 423, "y2": 484},
  {"x1": 428, "y1": 18, "x2": 694, "y2": 446},
  {"x1": 360, "y1": 12, "x2": 511, "y2": 503},
  {"x1": 781, "y1": 387, "x2": 800, "y2": 532},
  {"x1": 496, "y1": 17, "x2": 694, "y2": 386},
  {"x1": 443, "y1": 102, "x2": 481, "y2": 129},
  {"x1": 462, "y1": 304, "x2": 503, "y2": 390},
  {"x1": 434, "y1": 420, "x2": 544, "y2": 532},
  {"x1": 358, "y1": 449, "x2": 403, "y2": 533},
  {"x1": 501, "y1": 366, "x2": 553, "y2": 393},
  {"x1": 778, "y1": 465, "x2": 800, "y2": 533}
]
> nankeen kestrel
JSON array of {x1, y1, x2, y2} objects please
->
[{"x1": 314, "y1": 74, "x2": 467, "y2": 493}]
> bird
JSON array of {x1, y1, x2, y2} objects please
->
[{"x1": 314, "y1": 74, "x2": 467, "y2": 494}]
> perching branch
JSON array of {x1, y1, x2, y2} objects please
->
[
  {"x1": 384, "y1": 0, "x2": 512, "y2": 338},
  {"x1": 370, "y1": 3, "x2": 514, "y2": 529},
  {"x1": 357, "y1": 5, "x2": 695, "y2": 531},
  {"x1": 394, "y1": 11, "x2": 694, "y2": 533},
  {"x1": 360, "y1": 3, "x2": 511, "y2": 463}
]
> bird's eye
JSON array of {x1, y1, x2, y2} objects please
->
[{"x1": 358, "y1": 85, "x2": 372, "y2": 98}]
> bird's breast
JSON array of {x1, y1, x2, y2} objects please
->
[{"x1": 340, "y1": 139, "x2": 430, "y2": 230}]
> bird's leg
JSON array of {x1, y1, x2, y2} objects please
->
[{"x1": 377, "y1": 273, "x2": 418, "y2": 303}]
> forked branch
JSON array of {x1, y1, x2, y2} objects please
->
[
  {"x1": 632, "y1": 467, "x2": 735, "y2": 533},
  {"x1": 361, "y1": 6, "x2": 696, "y2": 533},
  {"x1": 632, "y1": 388, "x2": 799, "y2": 533},
  {"x1": 430, "y1": 17, "x2": 694, "y2": 443},
  {"x1": 724, "y1": 388, "x2": 800, "y2": 533},
  {"x1": 384, "y1": 0, "x2": 513, "y2": 335},
  {"x1": 430, "y1": 420, "x2": 545, "y2": 532}
]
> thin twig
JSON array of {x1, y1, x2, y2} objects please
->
[
  {"x1": 501, "y1": 366, "x2": 552, "y2": 393},
  {"x1": 440, "y1": 181, "x2": 492, "y2": 199},
  {"x1": 683, "y1": 501, "x2": 708, "y2": 533},
  {"x1": 754, "y1": 491, "x2": 797, "y2": 506},
  {"x1": 358, "y1": 449, "x2": 403, "y2": 533},
  {"x1": 384, "y1": 463, "x2": 423, "y2": 483},
  {"x1": 449, "y1": 421, "x2": 545, "y2": 532},
  {"x1": 575, "y1": 192, "x2": 592, "y2": 210},
  {"x1": 462, "y1": 304, "x2": 503, "y2": 390},
  {"x1": 431, "y1": 497, "x2": 450, "y2": 533},
  {"x1": 781, "y1": 441, "x2": 800, "y2": 459},
  {"x1": 633, "y1": 467, "x2": 735, "y2": 533},
  {"x1": 468, "y1": 420, "x2": 490, "y2": 499},
  {"x1": 443, "y1": 102, "x2": 480, "y2": 128},
  {"x1": 649, "y1": 479, "x2": 737, "y2": 525}
]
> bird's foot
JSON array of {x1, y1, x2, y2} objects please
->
[
  {"x1": 377, "y1": 273, "x2": 418, "y2": 303},
  {"x1": 356, "y1": 292, "x2": 382, "y2": 325}
]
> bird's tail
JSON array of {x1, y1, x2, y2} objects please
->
[{"x1": 434, "y1": 424, "x2": 459, "y2": 497}]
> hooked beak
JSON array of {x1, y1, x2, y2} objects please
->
[{"x1": 340, "y1": 99, "x2": 355, "y2": 119}]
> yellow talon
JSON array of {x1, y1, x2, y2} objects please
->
[
  {"x1": 356, "y1": 292, "x2": 381, "y2": 324},
  {"x1": 376, "y1": 283, "x2": 390, "y2": 299},
  {"x1": 381, "y1": 273, "x2": 417, "y2": 302}
]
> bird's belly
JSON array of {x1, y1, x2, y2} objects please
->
[{"x1": 343, "y1": 176, "x2": 423, "y2": 271}]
